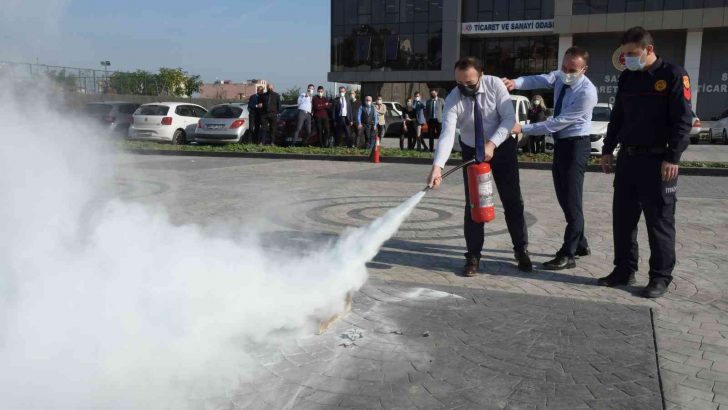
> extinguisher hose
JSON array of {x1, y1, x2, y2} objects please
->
[{"x1": 422, "y1": 159, "x2": 476, "y2": 192}]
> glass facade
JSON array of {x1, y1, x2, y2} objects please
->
[
  {"x1": 462, "y1": 0, "x2": 555, "y2": 21},
  {"x1": 331, "y1": 0, "x2": 444, "y2": 72},
  {"x1": 573, "y1": 0, "x2": 728, "y2": 15},
  {"x1": 460, "y1": 36, "x2": 559, "y2": 79}
]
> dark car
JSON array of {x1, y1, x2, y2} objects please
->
[
  {"x1": 276, "y1": 105, "x2": 336, "y2": 146},
  {"x1": 81, "y1": 101, "x2": 140, "y2": 137}
]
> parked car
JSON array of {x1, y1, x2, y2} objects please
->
[
  {"x1": 81, "y1": 101, "x2": 139, "y2": 137},
  {"x1": 383, "y1": 101, "x2": 405, "y2": 117},
  {"x1": 195, "y1": 103, "x2": 249, "y2": 144},
  {"x1": 276, "y1": 105, "x2": 325, "y2": 146},
  {"x1": 128, "y1": 102, "x2": 207, "y2": 144},
  {"x1": 689, "y1": 111, "x2": 704, "y2": 144},
  {"x1": 545, "y1": 103, "x2": 615, "y2": 156},
  {"x1": 511, "y1": 95, "x2": 533, "y2": 149},
  {"x1": 707, "y1": 108, "x2": 728, "y2": 144}
]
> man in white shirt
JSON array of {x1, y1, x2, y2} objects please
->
[
  {"x1": 427, "y1": 57, "x2": 531, "y2": 277},
  {"x1": 294, "y1": 84, "x2": 315, "y2": 144}
]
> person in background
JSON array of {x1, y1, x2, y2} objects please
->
[
  {"x1": 259, "y1": 83, "x2": 281, "y2": 145},
  {"x1": 527, "y1": 95, "x2": 548, "y2": 153},
  {"x1": 426, "y1": 89, "x2": 445, "y2": 153},
  {"x1": 374, "y1": 95, "x2": 387, "y2": 142},
  {"x1": 294, "y1": 84, "x2": 315, "y2": 145},
  {"x1": 402, "y1": 97, "x2": 416, "y2": 150},
  {"x1": 248, "y1": 86, "x2": 264, "y2": 144},
  {"x1": 312, "y1": 86, "x2": 332, "y2": 148},
  {"x1": 349, "y1": 90, "x2": 361, "y2": 148},
  {"x1": 333, "y1": 86, "x2": 353, "y2": 148},
  {"x1": 413, "y1": 91, "x2": 429, "y2": 151},
  {"x1": 357, "y1": 96, "x2": 379, "y2": 150}
]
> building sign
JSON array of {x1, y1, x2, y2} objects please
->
[{"x1": 462, "y1": 19, "x2": 554, "y2": 35}]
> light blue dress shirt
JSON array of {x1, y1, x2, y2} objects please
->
[
  {"x1": 515, "y1": 71, "x2": 598, "y2": 139},
  {"x1": 297, "y1": 92, "x2": 313, "y2": 113},
  {"x1": 357, "y1": 105, "x2": 379, "y2": 125}
]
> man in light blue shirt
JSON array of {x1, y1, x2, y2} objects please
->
[
  {"x1": 294, "y1": 84, "x2": 315, "y2": 144},
  {"x1": 356, "y1": 96, "x2": 379, "y2": 149},
  {"x1": 503, "y1": 46, "x2": 598, "y2": 271}
]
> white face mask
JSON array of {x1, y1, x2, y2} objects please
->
[
  {"x1": 415, "y1": 97, "x2": 421, "y2": 102},
  {"x1": 340, "y1": 92, "x2": 346, "y2": 97},
  {"x1": 377, "y1": 99, "x2": 382, "y2": 104},
  {"x1": 318, "y1": 92, "x2": 324, "y2": 97},
  {"x1": 624, "y1": 49, "x2": 647, "y2": 71},
  {"x1": 533, "y1": 100, "x2": 541, "y2": 106},
  {"x1": 350, "y1": 95, "x2": 356, "y2": 101},
  {"x1": 558, "y1": 68, "x2": 583, "y2": 86},
  {"x1": 308, "y1": 89, "x2": 314, "y2": 94}
]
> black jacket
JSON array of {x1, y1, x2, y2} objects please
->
[
  {"x1": 333, "y1": 96, "x2": 353, "y2": 122},
  {"x1": 603, "y1": 57, "x2": 692, "y2": 164},
  {"x1": 261, "y1": 91, "x2": 281, "y2": 115},
  {"x1": 527, "y1": 107, "x2": 547, "y2": 124}
]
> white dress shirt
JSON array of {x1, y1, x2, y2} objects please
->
[
  {"x1": 433, "y1": 75, "x2": 516, "y2": 168},
  {"x1": 297, "y1": 92, "x2": 313, "y2": 113}
]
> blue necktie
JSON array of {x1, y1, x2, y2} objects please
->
[
  {"x1": 473, "y1": 96, "x2": 485, "y2": 163},
  {"x1": 554, "y1": 84, "x2": 569, "y2": 117}
]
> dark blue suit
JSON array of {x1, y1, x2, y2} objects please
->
[{"x1": 333, "y1": 96, "x2": 354, "y2": 147}]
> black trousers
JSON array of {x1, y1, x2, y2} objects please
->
[
  {"x1": 294, "y1": 110, "x2": 312, "y2": 144},
  {"x1": 335, "y1": 117, "x2": 352, "y2": 147},
  {"x1": 261, "y1": 113, "x2": 278, "y2": 145},
  {"x1": 427, "y1": 119, "x2": 441, "y2": 152},
  {"x1": 461, "y1": 137, "x2": 528, "y2": 259},
  {"x1": 361, "y1": 124, "x2": 375, "y2": 148},
  {"x1": 613, "y1": 154, "x2": 677, "y2": 283},
  {"x1": 552, "y1": 136, "x2": 591, "y2": 257},
  {"x1": 252, "y1": 111, "x2": 262, "y2": 143},
  {"x1": 316, "y1": 117, "x2": 331, "y2": 147},
  {"x1": 528, "y1": 135, "x2": 545, "y2": 153}
]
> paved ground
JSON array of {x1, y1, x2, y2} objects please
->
[
  {"x1": 115, "y1": 154, "x2": 728, "y2": 409},
  {"x1": 380, "y1": 137, "x2": 728, "y2": 163}
]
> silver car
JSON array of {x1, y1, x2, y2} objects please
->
[
  {"x1": 195, "y1": 103, "x2": 250, "y2": 143},
  {"x1": 82, "y1": 101, "x2": 139, "y2": 137}
]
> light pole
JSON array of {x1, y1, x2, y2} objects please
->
[{"x1": 100, "y1": 60, "x2": 110, "y2": 93}]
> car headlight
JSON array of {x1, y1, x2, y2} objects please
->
[{"x1": 589, "y1": 134, "x2": 604, "y2": 142}]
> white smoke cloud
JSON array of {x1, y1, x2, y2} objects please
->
[{"x1": 0, "y1": 80, "x2": 423, "y2": 409}]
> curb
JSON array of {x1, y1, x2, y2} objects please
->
[{"x1": 125, "y1": 149, "x2": 728, "y2": 176}]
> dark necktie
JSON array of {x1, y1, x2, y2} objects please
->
[
  {"x1": 554, "y1": 84, "x2": 569, "y2": 117},
  {"x1": 473, "y1": 96, "x2": 485, "y2": 163}
]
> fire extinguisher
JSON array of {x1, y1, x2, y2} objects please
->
[{"x1": 467, "y1": 162, "x2": 496, "y2": 223}]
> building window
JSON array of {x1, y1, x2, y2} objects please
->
[
  {"x1": 462, "y1": 0, "x2": 555, "y2": 21},
  {"x1": 460, "y1": 36, "x2": 559, "y2": 79},
  {"x1": 331, "y1": 0, "x2": 443, "y2": 72},
  {"x1": 573, "y1": 0, "x2": 727, "y2": 14}
]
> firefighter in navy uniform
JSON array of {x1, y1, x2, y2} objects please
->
[{"x1": 599, "y1": 27, "x2": 692, "y2": 298}]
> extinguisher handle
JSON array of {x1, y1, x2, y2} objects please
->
[{"x1": 423, "y1": 159, "x2": 476, "y2": 192}]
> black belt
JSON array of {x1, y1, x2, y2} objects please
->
[
  {"x1": 623, "y1": 146, "x2": 666, "y2": 156},
  {"x1": 553, "y1": 135, "x2": 589, "y2": 144}
]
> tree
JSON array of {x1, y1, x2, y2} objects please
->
[
  {"x1": 109, "y1": 70, "x2": 160, "y2": 95},
  {"x1": 158, "y1": 67, "x2": 188, "y2": 96},
  {"x1": 184, "y1": 74, "x2": 203, "y2": 96},
  {"x1": 282, "y1": 86, "x2": 302, "y2": 104}
]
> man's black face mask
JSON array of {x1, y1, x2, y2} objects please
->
[{"x1": 458, "y1": 78, "x2": 479, "y2": 97}]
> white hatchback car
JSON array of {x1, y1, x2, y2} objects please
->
[
  {"x1": 128, "y1": 102, "x2": 207, "y2": 144},
  {"x1": 545, "y1": 103, "x2": 612, "y2": 155}
]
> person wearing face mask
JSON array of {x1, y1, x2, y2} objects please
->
[
  {"x1": 502, "y1": 46, "x2": 597, "y2": 271},
  {"x1": 248, "y1": 86, "x2": 264, "y2": 144},
  {"x1": 312, "y1": 86, "x2": 332, "y2": 148},
  {"x1": 426, "y1": 89, "x2": 445, "y2": 153},
  {"x1": 598, "y1": 27, "x2": 692, "y2": 299},
  {"x1": 402, "y1": 97, "x2": 417, "y2": 150},
  {"x1": 294, "y1": 84, "x2": 315, "y2": 145},
  {"x1": 349, "y1": 90, "x2": 362, "y2": 148},
  {"x1": 373, "y1": 96, "x2": 387, "y2": 141},
  {"x1": 412, "y1": 91, "x2": 429, "y2": 151},
  {"x1": 333, "y1": 86, "x2": 353, "y2": 148},
  {"x1": 260, "y1": 83, "x2": 281, "y2": 145},
  {"x1": 526, "y1": 95, "x2": 547, "y2": 153},
  {"x1": 427, "y1": 57, "x2": 531, "y2": 277},
  {"x1": 357, "y1": 96, "x2": 379, "y2": 151}
]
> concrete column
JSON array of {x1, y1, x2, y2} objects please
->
[
  {"x1": 558, "y1": 35, "x2": 573, "y2": 68},
  {"x1": 441, "y1": 1, "x2": 462, "y2": 75},
  {"x1": 684, "y1": 29, "x2": 703, "y2": 109}
]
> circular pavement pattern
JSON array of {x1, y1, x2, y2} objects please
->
[
  {"x1": 113, "y1": 178, "x2": 170, "y2": 199},
  {"x1": 274, "y1": 196, "x2": 537, "y2": 240}
]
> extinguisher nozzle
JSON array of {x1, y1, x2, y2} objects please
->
[{"x1": 421, "y1": 159, "x2": 475, "y2": 194}]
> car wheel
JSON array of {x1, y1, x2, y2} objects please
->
[
  {"x1": 172, "y1": 129, "x2": 187, "y2": 145},
  {"x1": 690, "y1": 137, "x2": 698, "y2": 144}
]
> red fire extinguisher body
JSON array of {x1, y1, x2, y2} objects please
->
[{"x1": 467, "y1": 162, "x2": 496, "y2": 223}]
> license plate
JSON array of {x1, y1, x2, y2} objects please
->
[{"x1": 208, "y1": 124, "x2": 225, "y2": 130}]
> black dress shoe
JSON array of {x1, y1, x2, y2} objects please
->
[
  {"x1": 515, "y1": 250, "x2": 533, "y2": 273},
  {"x1": 542, "y1": 255, "x2": 575, "y2": 270},
  {"x1": 597, "y1": 271, "x2": 636, "y2": 287},
  {"x1": 462, "y1": 256, "x2": 480, "y2": 277},
  {"x1": 642, "y1": 279, "x2": 669, "y2": 298},
  {"x1": 575, "y1": 246, "x2": 591, "y2": 257}
]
